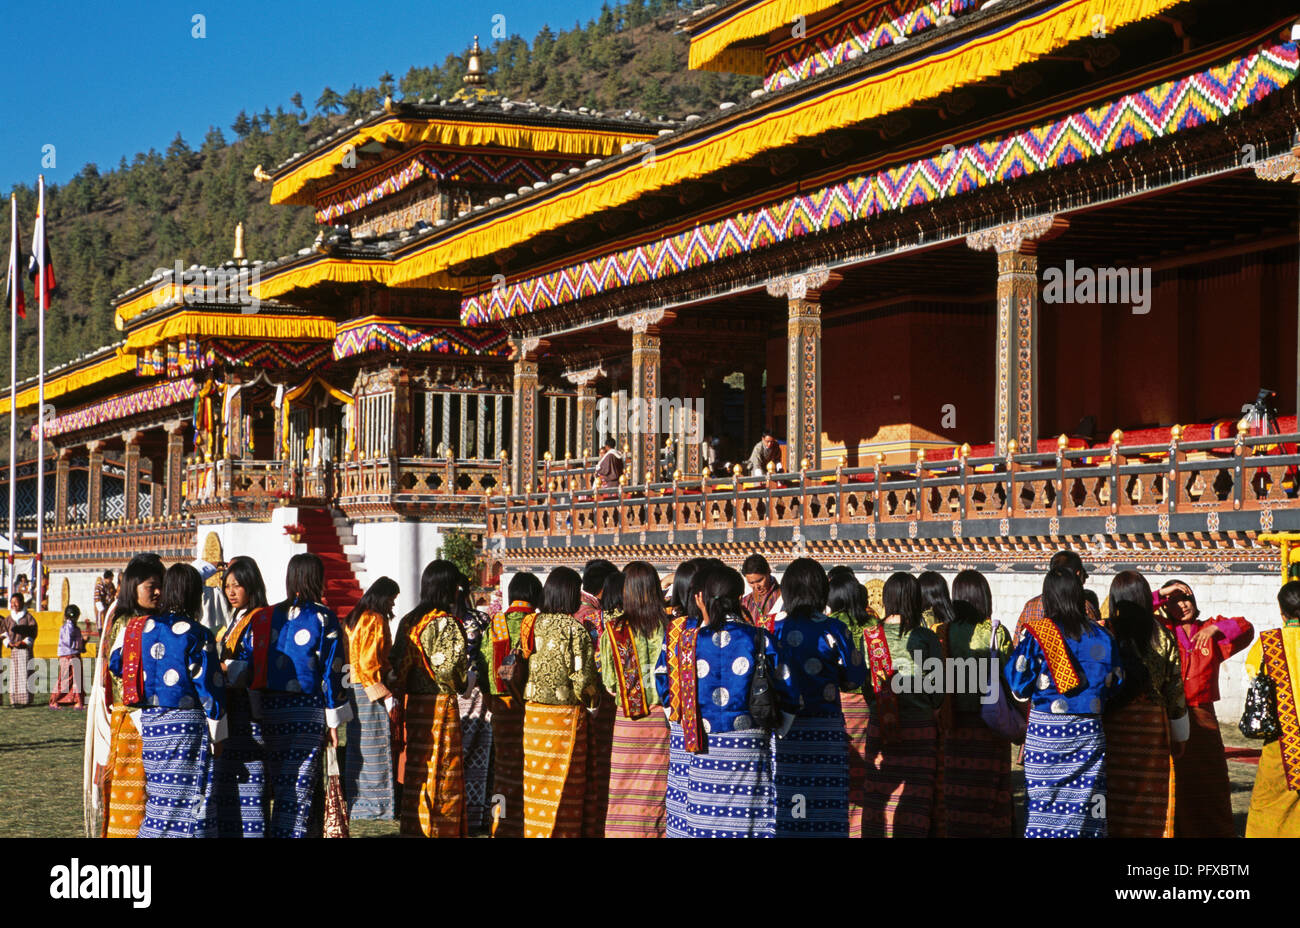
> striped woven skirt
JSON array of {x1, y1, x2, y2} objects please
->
[
  {"x1": 665, "y1": 722, "x2": 774, "y2": 838},
  {"x1": 458, "y1": 685, "x2": 493, "y2": 834},
  {"x1": 212, "y1": 689, "x2": 267, "y2": 837},
  {"x1": 400, "y1": 692, "x2": 465, "y2": 837},
  {"x1": 522, "y1": 702, "x2": 588, "y2": 838},
  {"x1": 584, "y1": 699, "x2": 615, "y2": 837},
  {"x1": 1173, "y1": 704, "x2": 1235, "y2": 838},
  {"x1": 774, "y1": 712, "x2": 849, "y2": 837},
  {"x1": 52, "y1": 656, "x2": 84, "y2": 706},
  {"x1": 1105, "y1": 699, "x2": 1173, "y2": 838},
  {"x1": 605, "y1": 705, "x2": 669, "y2": 837},
  {"x1": 344, "y1": 686, "x2": 395, "y2": 820},
  {"x1": 939, "y1": 713, "x2": 1013, "y2": 838},
  {"x1": 487, "y1": 695, "x2": 525, "y2": 837},
  {"x1": 138, "y1": 707, "x2": 216, "y2": 838},
  {"x1": 261, "y1": 692, "x2": 326, "y2": 839},
  {"x1": 1022, "y1": 710, "x2": 1106, "y2": 838},
  {"x1": 8, "y1": 648, "x2": 31, "y2": 706},
  {"x1": 842, "y1": 693, "x2": 871, "y2": 838},
  {"x1": 104, "y1": 704, "x2": 146, "y2": 838},
  {"x1": 862, "y1": 716, "x2": 938, "y2": 838}
]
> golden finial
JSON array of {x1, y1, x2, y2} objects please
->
[
  {"x1": 673, "y1": 469, "x2": 683, "y2": 482},
  {"x1": 569, "y1": 477, "x2": 578, "y2": 490},
  {"x1": 916, "y1": 449, "x2": 926, "y2": 464},
  {"x1": 464, "y1": 36, "x2": 485, "y2": 86},
  {"x1": 618, "y1": 474, "x2": 628, "y2": 486},
  {"x1": 233, "y1": 222, "x2": 245, "y2": 261},
  {"x1": 543, "y1": 450, "x2": 552, "y2": 461},
  {"x1": 732, "y1": 463, "x2": 743, "y2": 478},
  {"x1": 1007, "y1": 439, "x2": 1018, "y2": 455},
  {"x1": 766, "y1": 460, "x2": 776, "y2": 474},
  {"x1": 875, "y1": 452, "x2": 886, "y2": 466},
  {"x1": 498, "y1": 449, "x2": 508, "y2": 461},
  {"x1": 252, "y1": 164, "x2": 272, "y2": 183},
  {"x1": 384, "y1": 94, "x2": 395, "y2": 114},
  {"x1": 446, "y1": 447, "x2": 455, "y2": 461},
  {"x1": 1110, "y1": 429, "x2": 1124, "y2": 445},
  {"x1": 1057, "y1": 433, "x2": 1069, "y2": 451},
  {"x1": 1170, "y1": 424, "x2": 1183, "y2": 442},
  {"x1": 959, "y1": 442, "x2": 971, "y2": 459},
  {"x1": 503, "y1": 483, "x2": 512, "y2": 495},
  {"x1": 799, "y1": 457, "x2": 810, "y2": 471},
  {"x1": 524, "y1": 481, "x2": 533, "y2": 494},
  {"x1": 1237, "y1": 418, "x2": 1251, "y2": 437}
]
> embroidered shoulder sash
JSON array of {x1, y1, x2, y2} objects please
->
[
  {"x1": 409, "y1": 609, "x2": 450, "y2": 681},
  {"x1": 1260, "y1": 629, "x2": 1300, "y2": 791},
  {"x1": 864, "y1": 624, "x2": 900, "y2": 742},
  {"x1": 606, "y1": 614, "x2": 647, "y2": 720},
  {"x1": 120, "y1": 614, "x2": 149, "y2": 706},
  {"x1": 666, "y1": 617, "x2": 705, "y2": 753},
  {"x1": 1023, "y1": 618, "x2": 1087, "y2": 697},
  {"x1": 492, "y1": 602, "x2": 534, "y2": 691},
  {"x1": 225, "y1": 606, "x2": 272, "y2": 689}
]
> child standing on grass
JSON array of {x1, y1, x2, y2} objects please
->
[{"x1": 51, "y1": 605, "x2": 86, "y2": 709}]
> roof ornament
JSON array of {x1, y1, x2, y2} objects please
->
[
  {"x1": 252, "y1": 164, "x2": 272, "y2": 183},
  {"x1": 232, "y1": 222, "x2": 245, "y2": 261},
  {"x1": 464, "y1": 36, "x2": 485, "y2": 86}
]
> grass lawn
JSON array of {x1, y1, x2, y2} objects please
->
[{"x1": 0, "y1": 702, "x2": 1259, "y2": 838}]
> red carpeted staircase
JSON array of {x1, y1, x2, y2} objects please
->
[{"x1": 297, "y1": 507, "x2": 363, "y2": 620}]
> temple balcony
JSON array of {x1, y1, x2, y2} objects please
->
[
  {"x1": 46, "y1": 515, "x2": 199, "y2": 566},
  {"x1": 488, "y1": 431, "x2": 1300, "y2": 553}
]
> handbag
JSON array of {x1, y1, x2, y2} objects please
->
[
  {"x1": 498, "y1": 612, "x2": 537, "y2": 702},
  {"x1": 322, "y1": 743, "x2": 349, "y2": 839},
  {"x1": 980, "y1": 619, "x2": 1028, "y2": 745},
  {"x1": 747, "y1": 624, "x2": 779, "y2": 731},
  {"x1": 1239, "y1": 671, "x2": 1279, "y2": 741}
]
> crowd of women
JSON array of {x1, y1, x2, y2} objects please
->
[{"x1": 82, "y1": 545, "x2": 1299, "y2": 838}]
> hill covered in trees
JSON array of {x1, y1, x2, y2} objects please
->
[{"x1": 3, "y1": 0, "x2": 757, "y2": 394}]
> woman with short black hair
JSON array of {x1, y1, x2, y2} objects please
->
[
  {"x1": 231, "y1": 552, "x2": 351, "y2": 838},
  {"x1": 213, "y1": 555, "x2": 272, "y2": 837},
  {"x1": 827, "y1": 566, "x2": 878, "y2": 838},
  {"x1": 1006, "y1": 567, "x2": 1121, "y2": 837},
  {"x1": 109, "y1": 563, "x2": 226, "y2": 837},
  {"x1": 600, "y1": 561, "x2": 670, "y2": 837},
  {"x1": 343, "y1": 575, "x2": 401, "y2": 821},
  {"x1": 389, "y1": 559, "x2": 469, "y2": 837},
  {"x1": 861, "y1": 571, "x2": 946, "y2": 837},
  {"x1": 522, "y1": 565, "x2": 602, "y2": 837},
  {"x1": 919, "y1": 571, "x2": 956, "y2": 628}
]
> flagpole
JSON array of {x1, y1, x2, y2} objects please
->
[
  {"x1": 7, "y1": 194, "x2": 17, "y2": 598},
  {"x1": 35, "y1": 175, "x2": 47, "y2": 610}
]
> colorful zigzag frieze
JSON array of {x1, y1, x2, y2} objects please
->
[
  {"x1": 765, "y1": 0, "x2": 982, "y2": 92},
  {"x1": 315, "y1": 148, "x2": 584, "y2": 224},
  {"x1": 464, "y1": 41, "x2": 1300, "y2": 326},
  {"x1": 332, "y1": 320, "x2": 509, "y2": 360},
  {"x1": 204, "y1": 339, "x2": 332, "y2": 369},
  {"x1": 37, "y1": 378, "x2": 199, "y2": 439}
]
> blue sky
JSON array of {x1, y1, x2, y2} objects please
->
[{"x1": 0, "y1": 0, "x2": 610, "y2": 194}]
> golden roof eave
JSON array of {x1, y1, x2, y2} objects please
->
[
  {"x1": 686, "y1": 0, "x2": 847, "y2": 73},
  {"x1": 123, "y1": 310, "x2": 337, "y2": 351},
  {"x1": 0, "y1": 349, "x2": 138, "y2": 416}
]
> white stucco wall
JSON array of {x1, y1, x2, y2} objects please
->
[{"x1": 347, "y1": 521, "x2": 484, "y2": 620}]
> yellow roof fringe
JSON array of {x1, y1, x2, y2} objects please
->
[
  {"x1": 124, "y1": 310, "x2": 336, "y2": 350},
  {"x1": 250, "y1": 258, "x2": 395, "y2": 300},
  {"x1": 114, "y1": 282, "x2": 193, "y2": 327},
  {"x1": 270, "y1": 118, "x2": 660, "y2": 206},
  {"x1": 389, "y1": 0, "x2": 1182, "y2": 289},
  {"x1": 0, "y1": 350, "x2": 137, "y2": 415},
  {"x1": 688, "y1": 0, "x2": 846, "y2": 73}
]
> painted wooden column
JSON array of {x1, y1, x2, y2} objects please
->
[
  {"x1": 493, "y1": 394, "x2": 505, "y2": 457},
  {"x1": 122, "y1": 430, "x2": 141, "y2": 523},
  {"x1": 767, "y1": 269, "x2": 838, "y2": 471},
  {"x1": 564, "y1": 366, "x2": 603, "y2": 460},
  {"x1": 618, "y1": 309, "x2": 668, "y2": 486},
  {"x1": 165, "y1": 419, "x2": 186, "y2": 517},
  {"x1": 86, "y1": 440, "x2": 104, "y2": 524},
  {"x1": 224, "y1": 374, "x2": 244, "y2": 460},
  {"x1": 967, "y1": 216, "x2": 1067, "y2": 456},
  {"x1": 391, "y1": 368, "x2": 413, "y2": 457},
  {"x1": 54, "y1": 447, "x2": 69, "y2": 529},
  {"x1": 475, "y1": 393, "x2": 488, "y2": 460},
  {"x1": 510, "y1": 338, "x2": 542, "y2": 491}
]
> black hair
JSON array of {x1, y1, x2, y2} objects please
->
[
  {"x1": 698, "y1": 563, "x2": 746, "y2": 631},
  {"x1": 160, "y1": 563, "x2": 204, "y2": 620},
  {"x1": 114, "y1": 553, "x2": 165, "y2": 618},
  {"x1": 64, "y1": 604, "x2": 81, "y2": 622},
  {"x1": 669, "y1": 558, "x2": 705, "y2": 616},
  {"x1": 1042, "y1": 567, "x2": 1089, "y2": 640},
  {"x1": 951, "y1": 569, "x2": 993, "y2": 626},
  {"x1": 102, "y1": 570, "x2": 114, "y2": 580},
  {"x1": 603, "y1": 437, "x2": 616, "y2": 449},
  {"x1": 581, "y1": 559, "x2": 618, "y2": 596},
  {"x1": 283, "y1": 553, "x2": 325, "y2": 606},
  {"x1": 620, "y1": 561, "x2": 667, "y2": 637},
  {"x1": 506, "y1": 572, "x2": 543, "y2": 608},
  {"x1": 827, "y1": 569, "x2": 872, "y2": 626},
  {"x1": 1159, "y1": 578, "x2": 1200, "y2": 621},
  {"x1": 223, "y1": 556, "x2": 268, "y2": 612},
  {"x1": 1049, "y1": 549, "x2": 1085, "y2": 577},
  {"x1": 1279, "y1": 580, "x2": 1300, "y2": 620},
  {"x1": 346, "y1": 576, "x2": 400, "y2": 630},
  {"x1": 761, "y1": 429, "x2": 775, "y2": 439},
  {"x1": 918, "y1": 571, "x2": 956, "y2": 626},
  {"x1": 601, "y1": 570, "x2": 625, "y2": 613},
  {"x1": 687, "y1": 558, "x2": 727, "y2": 621},
  {"x1": 541, "y1": 566, "x2": 582, "y2": 615},
  {"x1": 741, "y1": 554, "x2": 771, "y2": 577},
  {"x1": 780, "y1": 557, "x2": 829, "y2": 616},
  {"x1": 882, "y1": 572, "x2": 922, "y2": 633},
  {"x1": 1107, "y1": 570, "x2": 1159, "y2": 706}
]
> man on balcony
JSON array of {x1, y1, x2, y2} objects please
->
[
  {"x1": 595, "y1": 438, "x2": 624, "y2": 489},
  {"x1": 746, "y1": 430, "x2": 782, "y2": 477}
]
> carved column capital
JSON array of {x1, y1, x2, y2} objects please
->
[
  {"x1": 765, "y1": 267, "x2": 840, "y2": 301},
  {"x1": 1253, "y1": 151, "x2": 1300, "y2": 182},
  {"x1": 563, "y1": 365, "x2": 605, "y2": 388},
  {"x1": 616, "y1": 308, "x2": 669, "y2": 334},
  {"x1": 966, "y1": 215, "x2": 1067, "y2": 255}
]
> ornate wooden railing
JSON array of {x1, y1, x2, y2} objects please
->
[
  {"x1": 488, "y1": 431, "x2": 1300, "y2": 542},
  {"x1": 334, "y1": 457, "x2": 506, "y2": 520},
  {"x1": 46, "y1": 515, "x2": 198, "y2": 563}
]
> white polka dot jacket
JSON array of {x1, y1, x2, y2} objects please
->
[{"x1": 109, "y1": 612, "x2": 227, "y2": 739}]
